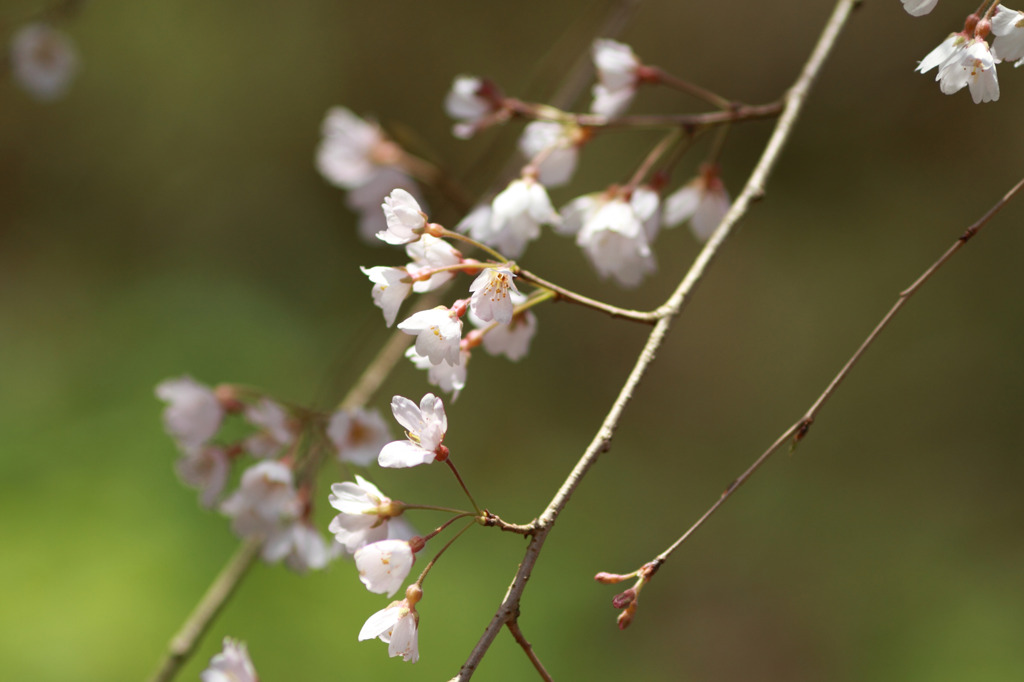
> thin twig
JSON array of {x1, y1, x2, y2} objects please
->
[
  {"x1": 652, "y1": 175, "x2": 1024, "y2": 566},
  {"x1": 516, "y1": 268, "x2": 660, "y2": 324},
  {"x1": 507, "y1": 619, "x2": 554, "y2": 682},
  {"x1": 449, "y1": 2, "x2": 860, "y2": 679}
]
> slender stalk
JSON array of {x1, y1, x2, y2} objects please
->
[
  {"x1": 649, "y1": 66, "x2": 732, "y2": 110},
  {"x1": 449, "y1": 2, "x2": 860, "y2": 679},
  {"x1": 653, "y1": 175, "x2": 1024, "y2": 566},
  {"x1": 515, "y1": 268, "x2": 660, "y2": 324},
  {"x1": 445, "y1": 458, "x2": 482, "y2": 515}
]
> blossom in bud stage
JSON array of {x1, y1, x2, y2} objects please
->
[
  {"x1": 378, "y1": 393, "x2": 448, "y2": 468},
  {"x1": 361, "y1": 266, "x2": 412, "y2": 327},
  {"x1": 327, "y1": 408, "x2": 391, "y2": 466},
  {"x1": 156, "y1": 376, "x2": 225, "y2": 449},
  {"x1": 486, "y1": 178, "x2": 561, "y2": 258},
  {"x1": 992, "y1": 5, "x2": 1024, "y2": 64},
  {"x1": 518, "y1": 121, "x2": 580, "y2": 188},
  {"x1": 573, "y1": 196, "x2": 656, "y2": 288},
  {"x1": 317, "y1": 107, "x2": 396, "y2": 190},
  {"x1": 10, "y1": 23, "x2": 78, "y2": 101},
  {"x1": 347, "y1": 167, "x2": 426, "y2": 244},
  {"x1": 175, "y1": 445, "x2": 231, "y2": 508},
  {"x1": 201, "y1": 638, "x2": 259, "y2": 682},
  {"x1": 262, "y1": 520, "x2": 338, "y2": 573},
  {"x1": 469, "y1": 267, "x2": 519, "y2": 325},
  {"x1": 663, "y1": 165, "x2": 731, "y2": 242},
  {"x1": 220, "y1": 460, "x2": 301, "y2": 539},
  {"x1": 398, "y1": 306, "x2": 464, "y2": 367},
  {"x1": 591, "y1": 38, "x2": 642, "y2": 117},
  {"x1": 328, "y1": 475, "x2": 402, "y2": 553},
  {"x1": 242, "y1": 398, "x2": 296, "y2": 458},
  {"x1": 901, "y1": 0, "x2": 938, "y2": 16},
  {"x1": 406, "y1": 346, "x2": 469, "y2": 400},
  {"x1": 358, "y1": 586, "x2": 422, "y2": 663},
  {"x1": 379, "y1": 188, "x2": 428, "y2": 245},
  {"x1": 354, "y1": 539, "x2": 416, "y2": 597},
  {"x1": 406, "y1": 234, "x2": 463, "y2": 293},
  {"x1": 445, "y1": 75, "x2": 500, "y2": 139}
]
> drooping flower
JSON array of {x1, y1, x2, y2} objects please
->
[
  {"x1": 354, "y1": 539, "x2": 416, "y2": 597},
  {"x1": 992, "y1": 5, "x2": 1024, "y2": 63},
  {"x1": 470, "y1": 292, "x2": 538, "y2": 362},
  {"x1": 937, "y1": 38, "x2": 999, "y2": 103},
  {"x1": 242, "y1": 398, "x2": 296, "y2": 458},
  {"x1": 262, "y1": 520, "x2": 338, "y2": 573},
  {"x1": 444, "y1": 75, "x2": 502, "y2": 139},
  {"x1": 378, "y1": 188, "x2": 428, "y2": 245},
  {"x1": 591, "y1": 38, "x2": 642, "y2": 117},
  {"x1": 328, "y1": 475, "x2": 401, "y2": 553},
  {"x1": 361, "y1": 266, "x2": 413, "y2": 327},
  {"x1": 485, "y1": 178, "x2": 561, "y2": 258},
  {"x1": 574, "y1": 196, "x2": 656, "y2": 288},
  {"x1": 175, "y1": 445, "x2": 231, "y2": 508},
  {"x1": 201, "y1": 638, "x2": 259, "y2": 682},
  {"x1": 155, "y1": 376, "x2": 225, "y2": 449},
  {"x1": 10, "y1": 23, "x2": 78, "y2": 101},
  {"x1": 406, "y1": 346, "x2": 469, "y2": 400},
  {"x1": 469, "y1": 266, "x2": 519, "y2": 325},
  {"x1": 317, "y1": 107, "x2": 398, "y2": 190},
  {"x1": 397, "y1": 306, "x2": 464, "y2": 367},
  {"x1": 663, "y1": 164, "x2": 731, "y2": 242},
  {"x1": 406, "y1": 234, "x2": 463, "y2": 293},
  {"x1": 518, "y1": 121, "x2": 581, "y2": 188},
  {"x1": 219, "y1": 460, "x2": 301, "y2": 540},
  {"x1": 326, "y1": 408, "x2": 391, "y2": 466},
  {"x1": 346, "y1": 167, "x2": 426, "y2": 244},
  {"x1": 358, "y1": 585, "x2": 423, "y2": 663},
  {"x1": 378, "y1": 393, "x2": 448, "y2": 468},
  {"x1": 901, "y1": 0, "x2": 938, "y2": 16}
]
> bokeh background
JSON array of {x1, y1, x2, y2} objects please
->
[{"x1": 2, "y1": 0, "x2": 1023, "y2": 680}]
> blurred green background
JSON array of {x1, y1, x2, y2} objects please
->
[{"x1": 2, "y1": 0, "x2": 1023, "y2": 680}]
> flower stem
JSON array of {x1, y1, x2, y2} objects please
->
[
  {"x1": 416, "y1": 518, "x2": 477, "y2": 588},
  {"x1": 445, "y1": 457, "x2": 482, "y2": 515},
  {"x1": 438, "y1": 227, "x2": 509, "y2": 263}
]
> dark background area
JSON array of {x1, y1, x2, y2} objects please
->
[{"x1": 1, "y1": 1, "x2": 1022, "y2": 680}]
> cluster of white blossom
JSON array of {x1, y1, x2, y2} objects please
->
[
  {"x1": 201, "y1": 638, "x2": 259, "y2": 682},
  {"x1": 906, "y1": 1, "x2": 1024, "y2": 103},
  {"x1": 8, "y1": 22, "x2": 78, "y2": 100}
]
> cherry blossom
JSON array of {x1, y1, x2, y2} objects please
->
[
  {"x1": 398, "y1": 306, "x2": 464, "y2": 367},
  {"x1": 358, "y1": 586, "x2": 422, "y2": 663},
  {"x1": 901, "y1": 0, "x2": 938, "y2": 16},
  {"x1": 262, "y1": 520, "x2": 338, "y2": 573},
  {"x1": 220, "y1": 460, "x2": 301, "y2": 540},
  {"x1": 10, "y1": 23, "x2": 78, "y2": 101},
  {"x1": 379, "y1": 188, "x2": 428, "y2": 245},
  {"x1": 155, "y1": 376, "x2": 225, "y2": 449},
  {"x1": 937, "y1": 39, "x2": 999, "y2": 103},
  {"x1": 444, "y1": 75, "x2": 501, "y2": 139},
  {"x1": 470, "y1": 294, "x2": 538, "y2": 362},
  {"x1": 326, "y1": 408, "x2": 391, "y2": 466},
  {"x1": 663, "y1": 165, "x2": 731, "y2": 242},
  {"x1": 361, "y1": 266, "x2": 412, "y2": 327},
  {"x1": 406, "y1": 346, "x2": 469, "y2": 400},
  {"x1": 346, "y1": 167, "x2": 426, "y2": 244},
  {"x1": 406, "y1": 234, "x2": 463, "y2": 293},
  {"x1": 992, "y1": 5, "x2": 1024, "y2": 64},
  {"x1": 354, "y1": 539, "x2": 416, "y2": 597},
  {"x1": 201, "y1": 638, "x2": 259, "y2": 682},
  {"x1": 328, "y1": 475, "x2": 401, "y2": 553},
  {"x1": 518, "y1": 121, "x2": 580, "y2": 188},
  {"x1": 175, "y1": 445, "x2": 230, "y2": 508},
  {"x1": 317, "y1": 107, "x2": 397, "y2": 190},
  {"x1": 486, "y1": 178, "x2": 561, "y2": 258},
  {"x1": 378, "y1": 393, "x2": 448, "y2": 468},
  {"x1": 569, "y1": 195, "x2": 656, "y2": 288},
  {"x1": 469, "y1": 267, "x2": 519, "y2": 325},
  {"x1": 242, "y1": 398, "x2": 295, "y2": 458},
  {"x1": 591, "y1": 38, "x2": 641, "y2": 117}
]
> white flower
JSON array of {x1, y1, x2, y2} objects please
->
[
  {"x1": 346, "y1": 168, "x2": 426, "y2": 244},
  {"x1": 379, "y1": 188, "x2": 428, "y2": 245},
  {"x1": 663, "y1": 166, "x2": 731, "y2": 242},
  {"x1": 378, "y1": 393, "x2": 447, "y2": 468},
  {"x1": 901, "y1": 0, "x2": 938, "y2": 16},
  {"x1": 361, "y1": 266, "x2": 412, "y2": 327},
  {"x1": 406, "y1": 235, "x2": 463, "y2": 293},
  {"x1": 406, "y1": 346, "x2": 468, "y2": 400},
  {"x1": 398, "y1": 306, "x2": 463, "y2": 366},
  {"x1": 455, "y1": 203, "x2": 492, "y2": 240},
  {"x1": 477, "y1": 307, "x2": 537, "y2": 362},
  {"x1": 469, "y1": 267, "x2": 519, "y2": 325},
  {"x1": 328, "y1": 475, "x2": 399, "y2": 553},
  {"x1": 327, "y1": 408, "x2": 391, "y2": 466},
  {"x1": 359, "y1": 589, "x2": 422, "y2": 663},
  {"x1": 487, "y1": 178, "x2": 561, "y2": 258},
  {"x1": 576, "y1": 198, "x2": 656, "y2": 288},
  {"x1": 445, "y1": 75, "x2": 498, "y2": 139},
  {"x1": 916, "y1": 33, "x2": 966, "y2": 76},
  {"x1": 518, "y1": 121, "x2": 580, "y2": 188},
  {"x1": 10, "y1": 23, "x2": 78, "y2": 101},
  {"x1": 936, "y1": 39, "x2": 999, "y2": 103},
  {"x1": 219, "y1": 460, "x2": 301, "y2": 539},
  {"x1": 262, "y1": 521, "x2": 338, "y2": 573},
  {"x1": 242, "y1": 399, "x2": 295, "y2": 458},
  {"x1": 201, "y1": 638, "x2": 258, "y2": 682},
  {"x1": 354, "y1": 539, "x2": 415, "y2": 597},
  {"x1": 591, "y1": 38, "x2": 641, "y2": 117},
  {"x1": 175, "y1": 445, "x2": 230, "y2": 508},
  {"x1": 316, "y1": 107, "x2": 395, "y2": 190},
  {"x1": 992, "y1": 5, "x2": 1024, "y2": 63},
  {"x1": 155, "y1": 376, "x2": 225, "y2": 449}
]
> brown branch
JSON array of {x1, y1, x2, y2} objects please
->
[{"x1": 507, "y1": 619, "x2": 554, "y2": 682}]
